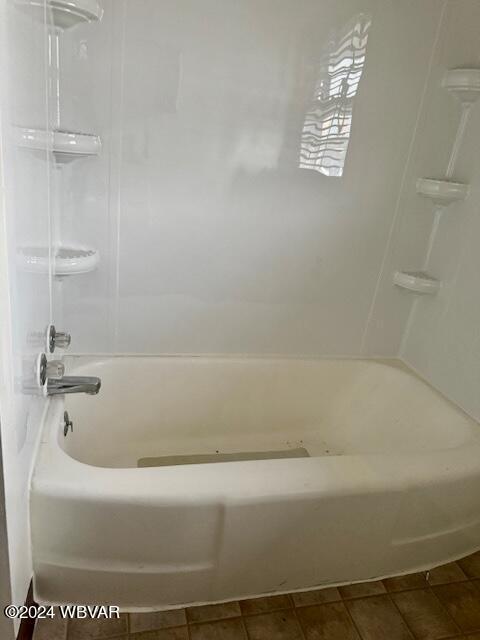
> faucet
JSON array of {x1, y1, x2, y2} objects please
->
[
  {"x1": 46, "y1": 376, "x2": 101, "y2": 396},
  {"x1": 29, "y1": 341, "x2": 102, "y2": 397}
]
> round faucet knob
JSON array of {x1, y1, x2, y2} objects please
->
[{"x1": 36, "y1": 353, "x2": 47, "y2": 387}]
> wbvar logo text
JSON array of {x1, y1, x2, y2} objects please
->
[{"x1": 60, "y1": 605, "x2": 120, "y2": 619}]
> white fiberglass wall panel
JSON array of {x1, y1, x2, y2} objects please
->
[
  {"x1": 61, "y1": 0, "x2": 442, "y2": 355},
  {"x1": 400, "y1": 2, "x2": 480, "y2": 420},
  {"x1": 0, "y1": 0, "x2": 54, "y2": 617},
  {"x1": 363, "y1": 0, "x2": 480, "y2": 421}
]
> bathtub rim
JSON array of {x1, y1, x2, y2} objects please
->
[
  {"x1": 33, "y1": 389, "x2": 480, "y2": 505},
  {"x1": 55, "y1": 354, "x2": 480, "y2": 470}
]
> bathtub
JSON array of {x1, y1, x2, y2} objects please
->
[{"x1": 30, "y1": 356, "x2": 480, "y2": 608}]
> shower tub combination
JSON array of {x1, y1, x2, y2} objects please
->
[{"x1": 30, "y1": 356, "x2": 480, "y2": 608}]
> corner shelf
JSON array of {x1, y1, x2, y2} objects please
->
[
  {"x1": 393, "y1": 271, "x2": 441, "y2": 295},
  {"x1": 416, "y1": 178, "x2": 469, "y2": 206},
  {"x1": 16, "y1": 0, "x2": 103, "y2": 29},
  {"x1": 442, "y1": 68, "x2": 480, "y2": 105},
  {"x1": 18, "y1": 246, "x2": 99, "y2": 277},
  {"x1": 15, "y1": 127, "x2": 101, "y2": 164}
]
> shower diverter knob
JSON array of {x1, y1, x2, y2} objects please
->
[
  {"x1": 55, "y1": 332, "x2": 71, "y2": 349},
  {"x1": 47, "y1": 324, "x2": 71, "y2": 352}
]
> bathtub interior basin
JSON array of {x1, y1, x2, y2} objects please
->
[{"x1": 61, "y1": 356, "x2": 480, "y2": 468}]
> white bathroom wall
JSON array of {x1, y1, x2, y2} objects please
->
[
  {"x1": 364, "y1": 0, "x2": 480, "y2": 421},
  {"x1": 57, "y1": 0, "x2": 480, "y2": 425},
  {"x1": 400, "y1": 2, "x2": 480, "y2": 421},
  {"x1": 0, "y1": 0, "x2": 54, "y2": 619},
  {"x1": 0, "y1": 435, "x2": 13, "y2": 639},
  {"x1": 0, "y1": 121, "x2": 14, "y2": 639},
  {"x1": 60, "y1": 0, "x2": 445, "y2": 356}
]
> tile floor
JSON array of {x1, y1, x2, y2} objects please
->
[{"x1": 33, "y1": 550, "x2": 480, "y2": 640}]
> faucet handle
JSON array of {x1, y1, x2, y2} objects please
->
[
  {"x1": 36, "y1": 353, "x2": 47, "y2": 387},
  {"x1": 47, "y1": 324, "x2": 71, "y2": 353},
  {"x1": 46, "y1": 360, "x2": 65, "y2": 379},
  {"x1": 32, "y1": 353, "x2": 64, "y2": 390}
]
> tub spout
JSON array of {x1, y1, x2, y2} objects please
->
[{"x1": 46, "y1": 376, "x2": 101, "y2": 396}]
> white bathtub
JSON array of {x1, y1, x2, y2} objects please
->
[{"x1": 30, "y1": 356, "x2": 480, "y2": 608}]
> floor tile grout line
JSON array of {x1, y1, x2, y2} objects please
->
[
  {"x1": 128, "y1": 630, "x2": 188, "y2": 639},
  {"x1": 427, "y1": 582, "x2": 466, "y2": 636},
  {"x1": 340, "y1": 589, "x2": 408, "y2": 602},
  {"x1": 290, "y1": 602, "x2": 307, "y2": 640},
  {"x1": 238, "y1": 613, "x2": 250, "y2": 640},
  {"x1": 293, "y1": 599, "x2": 343, "y2": 607},
  {"x1": 239, "y1": 605, "x2": 294, "y2": 618},
  {"x1": 386, "y1": 590, "x2": 419, "y2": 640},
  {"x1": 427, "y1": 577, "x2": 470, "y2": 587},
  {"x1": 341, "y1": 588, "x2": 388, "y2": 600},
  {"x1": 283, "y1": 593, "x2": 308, "y2": 640},
  {"x1": 341, "y1": 598, "x2": 367, "y2": 640}
]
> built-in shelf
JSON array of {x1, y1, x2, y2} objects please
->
[
  {"x1": 393, "y1": 271, "x2": 441, "y2": 295},
  {"x1": 15, "y1": 0, "x2": 103, "y2": 29},
  {"x1": 18, "y1": 246, "x2": 99, "y2": 277},
  {"x1": 442, "y1": 68, "x2": 480, "y2": 105},
  {"x1": 416, "y1": 178, "x2": 469, "y2": 206},
  {"x1": 16, "y1": 0, "x2": 103, "y2": 29},
  {"x1": 15, "y1": 127, "x2": 101, "y2": 163}
]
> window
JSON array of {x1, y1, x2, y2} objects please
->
[{"x1": 299, "y1": 14, "x2": 371, "y2": 177}]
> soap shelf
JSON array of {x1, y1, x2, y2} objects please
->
[
  {"x1": 442, "y1": 68, "x2": 480, "y2": 105},
  {"x1": 15, "y1": 127, "x2": 101, "y2": 164},
  {"x1": 18, "y1": 246, "x2": 99, "y2": 277},
  {"x1": 403, "y1": 67, "x2": 480, "y2": 298},
  {"x1": 16, "y1": 0, "x2": 103, "y2": 30},
  {"x1": 393, "y1": 271, "x2": 440, "y2": 295},
  {"x1": 416, "y1": 178, "x2": 469, "y2": 206}
]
